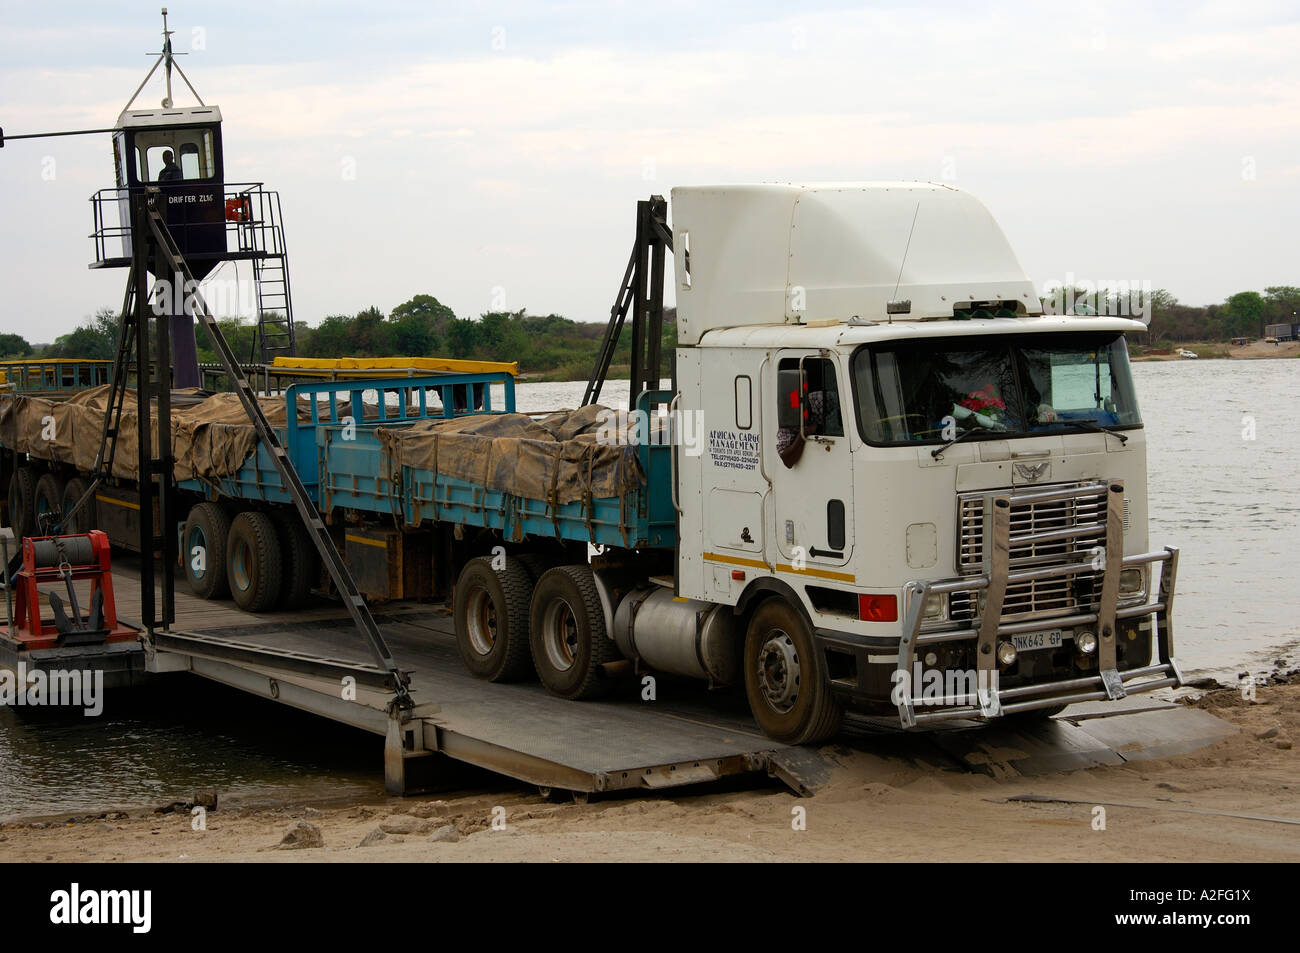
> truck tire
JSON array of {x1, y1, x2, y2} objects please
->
[
  {"x1": 516, "y1": 551, "x2": 554, "y2": 584},
  {"x1": 184, "y1": 502, "x2": 233, "y2": 600},
  {"x1": 743, "y1": 599, "x2": 843, "y2": 744},
  {"x1": 33, "y1": 472, "x2": 66, "y2": 534},
  {"x1": 61, "y1": 477, "x2": 97, "y2": 534},
  {"x1": 225, "y1": 510, "x2": 282, "y2": 612},
  {"x1": 7, "y1": 467, "x2": 37, "y2": 541},
  {"x1": 272, "y1": 509, "x2": 319, "y2": 610},
  {"x1": 453, "y1": 556, "x2": 534, "y2": 682},
  {"x1": 529, "y1": 564, "x2": 619, "y2": 700}
]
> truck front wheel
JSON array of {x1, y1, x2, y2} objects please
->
[
  {"x1": 743, "y1": 599, "x2": 843, "y2": 744},
  {"x1": 453, "y1": 556, "x2": 534, "y2": 682},
  {"x1": 529, "y1": 565, "x2": 618, "y2": 699}
]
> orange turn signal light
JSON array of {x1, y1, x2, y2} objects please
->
[{"x1": 858, "y1": 593, "x2": 898, "y2": 622}]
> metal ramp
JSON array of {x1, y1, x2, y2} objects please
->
[
  {"x1": 149, "y1": 609, "x2": 801, "y2": 797},
  {"x1": 139, "y1": 598, "x2": 1241, "y2": 799}
]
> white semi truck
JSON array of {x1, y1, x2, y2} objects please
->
[
  {"x1": 595, "y1": 182, "x2": 1181, "y2": 743},
  {"x1": 3, "y1": 181, "x2": 1181, "y2": 747}
]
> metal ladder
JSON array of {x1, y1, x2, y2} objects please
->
[
  {"x1": 143, "y1": 194, "x2": 413, "y2": 708},
  {"x1": 253, "y1": 252, "x2": 297, "y2": 363}
]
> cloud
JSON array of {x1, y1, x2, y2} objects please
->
[{"x1": 2, "y1": 0, "x2": 1298, "y2": 338}]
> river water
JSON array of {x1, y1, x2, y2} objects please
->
[{"x1": 2, "y1": 362, "x2": 1297, "y2": 820}]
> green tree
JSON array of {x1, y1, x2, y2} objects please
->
[
  {"x1": 0, "y1": 332, "x2": 33, "y2": 358},
  {"x1": 1262, "y1": 286, "x2": 1300, "y2": 331},
  {"x1": 1223, "y1": 291, "x2": 1265, "y2": 338},
  {"x1": 307, "y1": 314, "x2": 357, "y2": 358},
  {"x1": 351, "y1": 306, "x2": 394, "y2": 355},
  {"x1": 390, "y1": 294, "x2": 456, "y2": 357},
  {"x1": 42, "y1": 307, "x2": 120, "y2": 359}
]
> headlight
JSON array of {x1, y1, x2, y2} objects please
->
[
  {"x1": 996, "y1": 641, "x2": 1018, "y2": 666},
  {"x1": 1119, "y1": 568, "x2": 1144, "y2": 596},
  {"x1": 1076, "y1": 630, "x2": 1098, "y2": 655},
  {"x1": 922, "y1": 591, "x2": 947, "y2": 621}
]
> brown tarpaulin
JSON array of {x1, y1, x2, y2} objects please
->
[
  {"x1": 5, "y1": 389, "x2": 652, "y2": 505},
  {"x1": 3, "y1": 386, "x2": 302, "y2": 482},
  {"x1": 377, "y1": 405, "x2": 655, "y2": 505}
]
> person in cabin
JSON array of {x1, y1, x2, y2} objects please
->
[{"x1": 157, "y1": 149, "x2": 183, "y2": 182}]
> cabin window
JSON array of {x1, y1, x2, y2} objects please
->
[
  {"x1": 851, "y1": 331, "x2": 1143, "y2": 446},
  {"x1": 776, "y1": 357, "x2": 843, "y2": 438},
  {"x1": 735, "y1": 375, "x2": 752, "y2": 430},
  {"x1": 133, "y1": 128, "x2": 216, "y2": 182}
]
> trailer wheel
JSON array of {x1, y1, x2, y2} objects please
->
[
  {"x1": 272, "y1": 510, "x2": 319, "y2": 610},
  {"x1": 7, "y1": 467, "x2": 37, "y2": 541},
  {"x1": 33, "y1": 472, "x2": 66, "y2": 534},
  {"x1": 61, "y1": 477, "x2": 97, "y2": 534},
  {"x1": 516, "y1": 552, "x2": 554, "y2": 584},
  {"x1": 529, "y1": 565, "x2": 619, "y2": 700},
  {"x1": 184, "y1": 502, "x2": 233, "y2": 600},
  {"x1": 225, "y1": 511, "x2": 282, "y2": 612},
  {"x1": 743, "y1": 599, "x2": 843, "y2": 744},
  {"x1": 453, "y1": 556, "x2": 534, "y2": 682}
]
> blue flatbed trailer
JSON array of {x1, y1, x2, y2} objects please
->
[{"x1": 173, "y1": 373, "x2": 677, "y2": 551}]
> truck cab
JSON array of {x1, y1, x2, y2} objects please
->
[{"x1": 671, "y1": 184, "x2": 1180, "y2": 742}]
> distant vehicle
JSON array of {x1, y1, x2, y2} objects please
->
[{"x1": 1177, "y1": 348, "x2": 1199, "y2": 358}]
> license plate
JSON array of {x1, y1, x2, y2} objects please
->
[{"x1": 1012, "y1": 629, "x2": 1065, "y2": 652}]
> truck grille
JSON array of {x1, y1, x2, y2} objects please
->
[{"x1": 955, "y1": 483, "x2": 1125, "y2": 621}]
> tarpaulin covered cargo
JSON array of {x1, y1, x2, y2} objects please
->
[
  {"x1": 0, "y1": 385, "x2": 304, "y2": 482},
  {"x1": 376, "y1": 405, "x2": 662, "y2": 506}
]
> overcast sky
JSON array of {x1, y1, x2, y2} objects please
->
[{"x1": 2, "y1": 0, "x2": 1298, "y2": 343}]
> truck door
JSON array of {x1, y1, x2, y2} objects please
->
[{"x1": 767, "y1": 351, "x2": 854, "y2": 572}]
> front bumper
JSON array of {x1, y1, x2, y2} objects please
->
[{"x1": 820, "y1": 480, "x2": 1183, "y2": 728}]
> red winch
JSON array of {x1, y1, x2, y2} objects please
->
[{"x1": 2, "y1": 530, "x2": 136, "y2": 650}]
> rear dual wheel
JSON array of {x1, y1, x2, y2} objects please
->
[
  {"x1": 32, "y1": 472, "x2": 66, "y2": 534},
  {"x1": 226, "y1": 511, "x2": 283, "y2": 613},
  {"x1": 6, "y1": 467, "x2": 36, "y2": 541},
  {"x1": 453, "y1": 555, "x2": 534, "y2": 682},
  {"x1": 183, "y1": 502, "x2": 232, "y2": 600},
  {"x1": 528, "y1": 565, "x2": 618, "y2": 700},
  {"x1": 61, "y1": 477, "x2": 97, "y2": 535},
  {"x1": 271, "y1": 509, "x2": 318, "y2": 610}
]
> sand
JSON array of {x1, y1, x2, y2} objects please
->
[{"x1": 2, "y1": 676, "x2": 1297, "y2": 863}]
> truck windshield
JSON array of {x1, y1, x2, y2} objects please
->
[{"x1": 851, "y1": 332, "x2": 1142, "y2": 445}]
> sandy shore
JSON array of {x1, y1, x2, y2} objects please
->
[
  {"x1": 2, "y1": 675, "x2": 1297, "y2": 863},
  {"x1": 1134, "y1": 340, "x2": 1299, "y2": 361}
]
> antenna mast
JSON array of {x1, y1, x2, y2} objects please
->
[{"x1": 121, "y1": 8, "x2": 205, "y2": 113}]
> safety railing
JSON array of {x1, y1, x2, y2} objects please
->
[{"x1": 88, "y1": 182, "x2": 289, "y2": 268}]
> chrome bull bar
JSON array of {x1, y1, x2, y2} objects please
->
[{"x1": 895, "y1": 479, "x2": 1182, "y2": 728}]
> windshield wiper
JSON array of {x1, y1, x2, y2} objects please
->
[
  {"x1": 1051, "y1": 420, "x2": 1129, "y2": 444},
  {"x1": 931, "y1": 425, "x2": 1000, "y2": 459}
]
